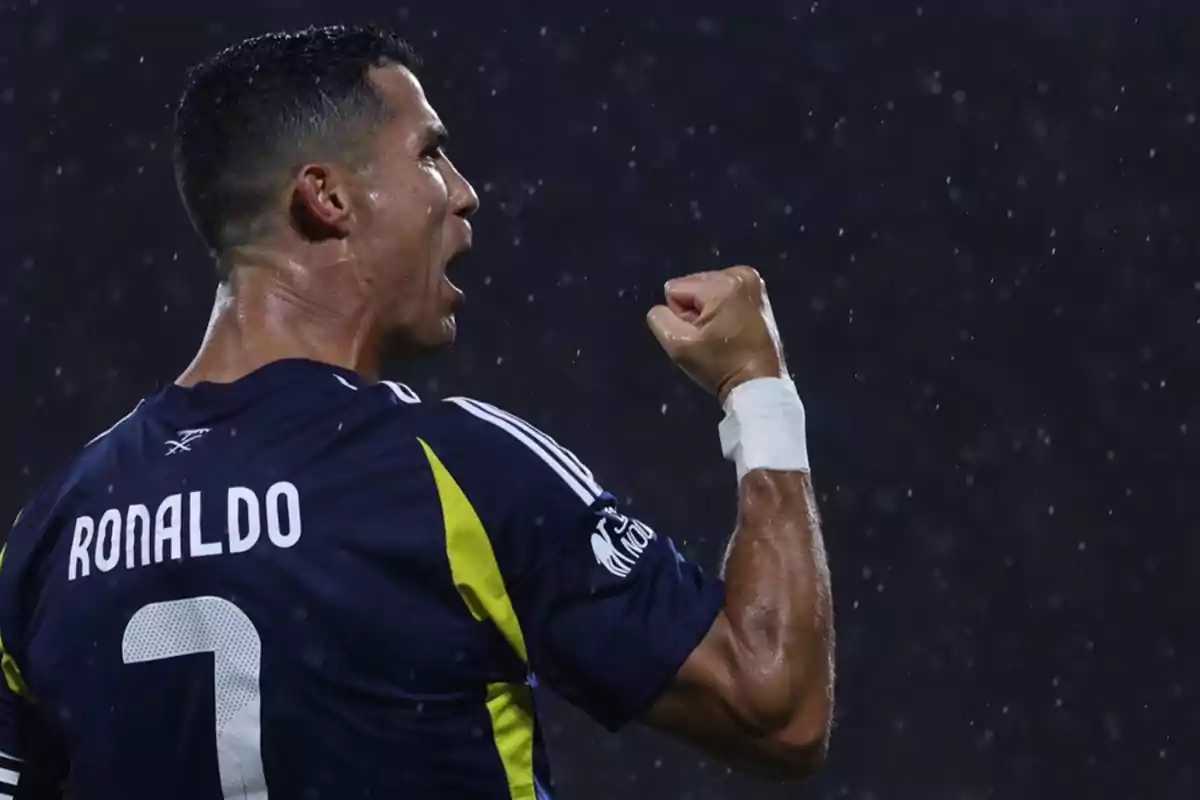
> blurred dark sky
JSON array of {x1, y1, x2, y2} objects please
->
[{"x1": 1, "y1": 1, "x2": 1196, "y2": 798}]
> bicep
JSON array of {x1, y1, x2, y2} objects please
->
[
  {"x1": 641, "y1": 612, "x2": 757, "y2": 751},
  {"x1": 643, "y1": 611, "x2": 829, "y2": 780}
]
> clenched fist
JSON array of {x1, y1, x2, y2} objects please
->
[{"x1": 646, "y1": 266, "x2": 789, "y2": 403}]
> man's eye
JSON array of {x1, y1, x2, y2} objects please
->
[{"x1": 421, "y1": 147, "x2": 445, "y2": 161}]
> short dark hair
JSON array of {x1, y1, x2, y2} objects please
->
[{"x1": 173, "y1": 25, "x2": 419, "y2": 270}]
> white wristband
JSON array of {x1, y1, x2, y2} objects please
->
[{"x1": 718, "y1": 377, "x2": 810, "y2": 480}]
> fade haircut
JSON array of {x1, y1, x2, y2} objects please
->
[{"x1": 173, "y1": 25, "x2": 420, "y2": 274}]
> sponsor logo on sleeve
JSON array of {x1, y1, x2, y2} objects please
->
[{"x1": 590, "y1": 510, "x2": 657, "y2": 578}]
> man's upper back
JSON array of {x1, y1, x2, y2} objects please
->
[{"x1": 0, "y1": 359, "x2": 723, "y2": 799}]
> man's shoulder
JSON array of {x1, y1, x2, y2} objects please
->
[
  {"x1": 4, "y1": 417, "x2": 124, "y2": 560},
  {"x1": 410, "y1": 395, "x2": 608, "y2": 510}
]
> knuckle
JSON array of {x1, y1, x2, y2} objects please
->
[
  {"x1": 739, "y1": 265, "x2": 764, "y2": 284},
  {"x1": 726, "y1": 265, "x2": 763, "y2": 290}
]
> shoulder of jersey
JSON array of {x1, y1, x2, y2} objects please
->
[
  {"x1": 366, "y1": 384, "x2": 606, "y2": 507},
  {"x1": 14, "y1": 398, "x2": 150, "y2": 534},
  {"x1": 445, "y1": 395, "x2": 606, "y2": 506}
]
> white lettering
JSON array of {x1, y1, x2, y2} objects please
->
[
  {"x1": 592, "y1": 512, "x2": 658, "y2": 579},
  {"x1": 265, "y1": 482, "x2": 301, "y2": 548},
  {"x1": 68, "y1": 516, "x2": 95, "y2": 580},
  {"x1": 189, "y1": 491, "x2": 222, "y2": 558},
  {"x1": 67, "y1": 483, "x2": 305, "y2": 580},
  {"x1": 155, "y1": 494, "x2": 182, "y2": 563},
  {"x1": 95, "y1": 509, "x2": 122, "y2": 573},
  {"x1": 125, "y1": 504, "x2": 151, "y2": 568},
  {"x1": 227, "y1": 487, "x2": 260, "y2": 554},
  {"x1": 621, "y1": 519, "x2": 655, "y2": 554}
]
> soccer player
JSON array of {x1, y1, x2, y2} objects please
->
[{"x1": 0, "y1": 25, "x2": 834, "y2": 799}]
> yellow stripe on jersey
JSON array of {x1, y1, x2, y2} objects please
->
[
  {"x1": 0, "y1": 545, "x2": 33, "y2": 700},
  {"x1": 418, "y1": 439, "x2": 535, "y2": 800},
  {"x1": 485, "y1": 681, "x2": 537, "y2": 800},
  {"x1": 418, "y1": 440, "x2": 529, "y2": 661}
]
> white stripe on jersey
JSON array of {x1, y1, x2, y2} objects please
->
[
  {"x1": 382, "y1": 381, "x2": 421, "y2": 404},
  {"x1": 85, "y1": 400, "x2": 145, "y2": 446},
  {"x1": 449, "y1": 398, "x2": 603, "y2": 496},
  {"x1": 466, "y1": 399, "x2": 599, "y2": 486},
  {"x1": 446, "y1": 398, "x2": 601, "y2": 505},
  {"x1": 0, "y1": 748, "x2": 21, "y2": 792}
]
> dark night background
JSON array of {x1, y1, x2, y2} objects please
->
[{"x1": 1, "y1": 1, "x2": 1196, "y2": 798}]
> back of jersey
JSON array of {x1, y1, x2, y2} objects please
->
[{"x1": 0, "y1": 359, "x2": 532, "y2": 799}]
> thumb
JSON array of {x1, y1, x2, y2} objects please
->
[{"x1": 646, "y1": 305, "x2": 698, "y2": 355}]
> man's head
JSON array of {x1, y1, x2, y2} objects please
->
[{"x1": 174, "y1": 25, "x2": 479, "y2": 357}]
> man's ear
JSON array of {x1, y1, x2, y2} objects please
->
[{"x1": 290, "y1": 162, "x2": 353, "y2": 241}]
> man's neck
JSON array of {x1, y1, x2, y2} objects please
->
[{"x1": 177, "y1": 276, "x2": 381, "y2": 388}]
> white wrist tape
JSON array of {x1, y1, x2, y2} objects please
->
[{"x1": 718, "y1": 377, "x2": 810, "y2": 480}]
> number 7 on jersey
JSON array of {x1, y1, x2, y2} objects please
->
[{"x1": 122, "y1": 597, "x2": 269, "y2": 800}]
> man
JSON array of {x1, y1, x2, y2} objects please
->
[{"x1": 0, "y1": 25, "x2": 833, "y2": 799}]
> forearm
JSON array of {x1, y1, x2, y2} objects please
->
[{"x1": 721, "y1": 469, "x2": 834, "y2": 737}]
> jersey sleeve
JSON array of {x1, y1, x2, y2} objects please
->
[
  {"x1": 424, "y1": 398, "x2": 725, "y2": 732},
  {"x1": 0, "y1": 517, "x2": 70, "y2": 799},
  {"x1": 0, "y1": 680, "x2": 65, "y2": 799},
  {"x1": 0, "y1": 679, "x2": 29, "y2": 797}
]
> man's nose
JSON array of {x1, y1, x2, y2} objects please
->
[{"x1": 446, "y1": 160, "x2": 479, "y2": 219}]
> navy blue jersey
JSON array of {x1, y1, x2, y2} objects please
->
[{"x1": 0, "y1": 359, "x2": 724, "y2": 799}]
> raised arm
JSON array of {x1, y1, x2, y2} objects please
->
[
  {"x1": 419, "y1": 268, "x2": 832, "y2": 783},
  {"x1": 643, "y1": 267, "x2": 834, "y2": 780}
]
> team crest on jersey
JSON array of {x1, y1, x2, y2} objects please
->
[{"x1": 590, "y1": 509, "x2": 657, "y2": 578}]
